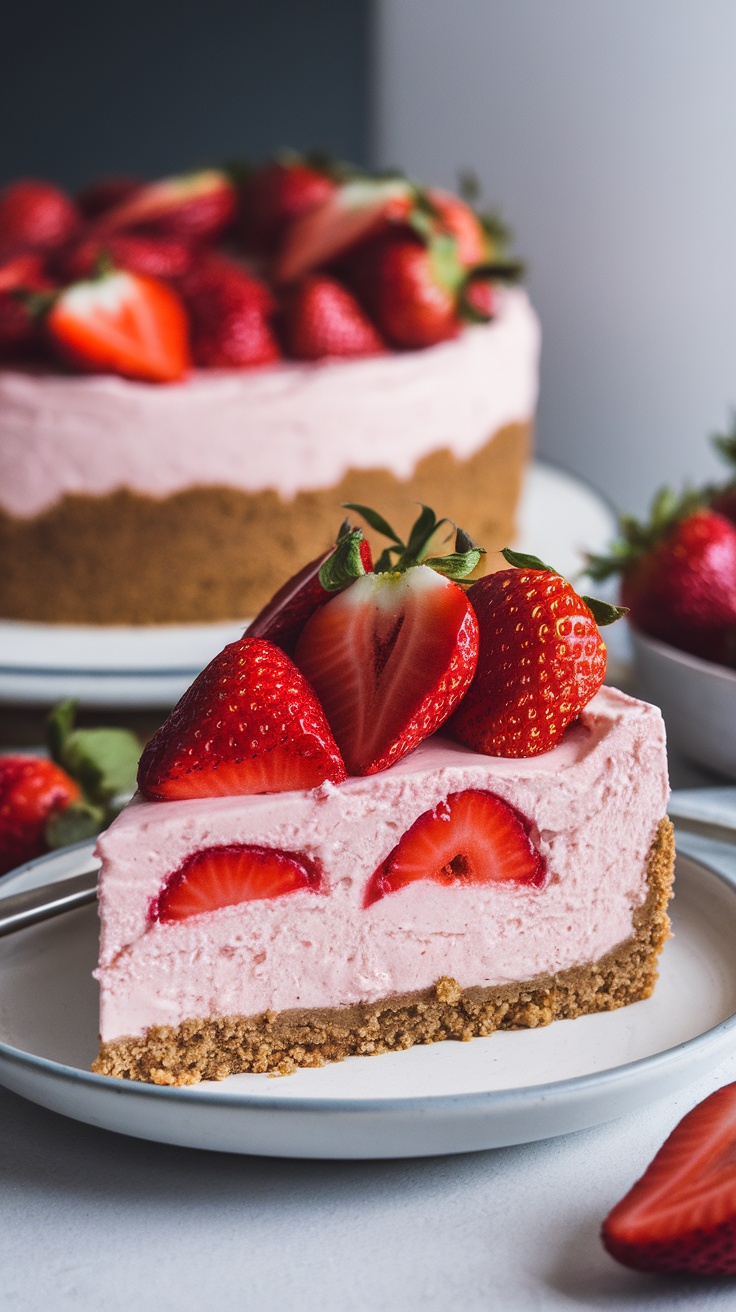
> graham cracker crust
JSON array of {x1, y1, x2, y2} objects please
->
[
  {"x1": 0, "y1": 421, "x2": 530, "y2": 624},
  {"x1": 93, "y1": 818, "x2": 675, "y2": 1086}
]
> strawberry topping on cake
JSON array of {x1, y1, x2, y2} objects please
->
[{"x1": 153, "y1": 844, "x2": 324, "y2": 923}]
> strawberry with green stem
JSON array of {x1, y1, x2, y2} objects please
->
[
  {"x1": 294, "y1": 503, "x2": 484, "y2": 775},
  {"x1": 587, "y1": 488, "x2": 736, "y2": 667}
]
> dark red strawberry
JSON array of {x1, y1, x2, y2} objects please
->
[
  {"x1": 348, "y1": 233, "x2": 464, "y2": 350},
  {"x1": 178, "y1": 256, "x2": 278, "y2": 368},
  {"x1": 0, "y1": 756, "x2": 80, "y2": 876},
  {"x1": 450, "y1": 551, "x2": 620, "y2": 758},
  {"x1": 246, "y1": 522, "x2": 373, "y2": 653},
  {"x1": 602, "y1": 1082, "x2": 736, "y2": 1276},
  {"x1": 0, "y1": 180, "x2": 79, "y2": 261},
  {"x1": 0, "y1": 252, "x2": 55, "y2": 355},
  {"x1": 55, "y1": 233, "x2": 194, "y2": 283},
  {"x1": 588, "y1": 494, "x2": 736, "y2": 667},
  {"x1": 274, "y1": 175, "x2": 414, "y2": 284},
  {"x1": 281, "y1": 274, "x2": 385, "y2": 360},
  {"x1": 294, "y1": 505, "x2": 483, "y2": 776},
  {"x1": 137, "y1": 636, "x2": 346, "y2": 801},
  {"x1": 97, "y1": 169, "x2": 236, "y2": 242},
  {"x1": 46, "y1": 268, "x2": 191, "y2": 383},
  {"x1": 364, "y1": 789, "x2": 545, "y2": 907},
  {"x1": 76, "y1": 176, "x2": 143, "y2": 220},
  {"x1": 709, "y1": 421, "x2": 736, "y2": 528},
  {"x1": 153, "y1": 843, "x2": 323, "y2": 923},
  {"x1": 239, "y1": 159, "x2": 336, "y2": 256}
]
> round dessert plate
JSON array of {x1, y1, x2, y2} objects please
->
[
  {"x1": 0, "y1": 843, "x2": 734, "y2": 1160},
  {"x1": 0, "y1": 460, "x2": 615, "y2": 708}
]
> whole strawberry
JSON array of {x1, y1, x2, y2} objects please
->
[
  {"x1": 588, "y1": 491, "x2": 736, "y2": 667},
  {"x1": 709, "y1": 419, "x2": 736, "y2": 527},
  {"x1": 348, "y1": 233, "x2": 463, "y2": 349},
  {"x1": 602, "y1": 1082, "x2": 736, "y2": 1276},
  {"x1": 450, "y1": 550, "x2": 622, "y2": 758},
  {"x1": 281, "y1": 274, "x2": 385, "y2": 360},
  {"x1": 294, "y1": 504, "x2": 484, "y2": 775},
  {"x1": 0, "y1": 757, "x2": 80, "y2": 875},
  {"x1": 76, "y1": 176, "x2": 143, "y2": 220},
  {"x1": 179, "y1": 256, "x2": 279, "y2": 368},
  {"x1": 55, "y1": 234, "x2": 195, "y2": 283},
  {"x1": 137, "y1": 637, "x2": 347, "y2": 800},
  {"x1": 239, "y1": 158, "x2": 336, "y2": 256},
  {"x1": 0, "y1": 252, "x2": 55, "y2": 357},
  {"x1": 0, "y1": 179, "x2": 79, "y2": 261}
]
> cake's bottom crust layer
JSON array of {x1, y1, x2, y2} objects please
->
[
  {"x1": 0, "y1": 421, "x2": 529, "y2": 624},
  {"x1": 93, "y1": 820, "x2": 675, "y2": 1086}
]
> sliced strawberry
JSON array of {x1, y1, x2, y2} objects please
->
[
  {"x1": 137, "y1": 636, "x2": 346, "y2": 801},
  {"x1": 274, "y1": 175, "x2": 414, "y2": 285},
  {"x1": 0, "y1": 180, "x2": 79, "y2": 261},
  {"x1": 55, "y1": 234, "x2": 195, "y2": 283},
  {"x1": 96, "y1": 169, "x2": 236, "y2": 242},
  {"x1": 294, "y1": 564, "x2": 479, "y2": 776},
  {"x1": 153, "y1": 843, "x2": 323, "y2": 923},
  {"x1": 602, "y1": 1082, "x2": 736, "y2": 1275},
  {"x1": 0, "y1": 756, "x2": 80, "y2": 876},
  {"x1": 239, "y1": 159, "x2": 336, "y2": 256},
  {"x1": 46, "y1": 269, "x2": 190, "y2": 383},
  {"x1": 364, "y1": 789, "x2": 544, "y2": 907},
  {"x1": 178, "y1": 255, "x2": 278, "y2": 368},
  {"x1": 281, "y1": 274, "x2": 385, "y2": 360},
  {"x1": 246, "y1": 529, "x2": 372, "y2": 653}
]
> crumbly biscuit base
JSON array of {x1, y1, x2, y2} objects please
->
[
  {"x1": 0, "y1": 421, "x2": 529, "y2": 624},
  {"x1": 93, "y1": 819, "x2": 675, "y2": 1085}
]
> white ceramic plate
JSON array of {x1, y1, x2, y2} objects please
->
[
  {"x1": 0, "y1": 842, "x2": 733, "y2": 1159},
  {"x1": 0, "y1": 461, "x2": 615, "y2": 708}
]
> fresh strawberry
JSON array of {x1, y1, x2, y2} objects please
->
[
  {"x1": 153, "y1": 843, "x2": 323, "y2": 923},
  {"x1": 137, "y1": 636, "x2": 346, "y2": 801},
  {"x1": 76, "y1": 176, "x2": 143, "y2": 220},
  {"x1": 0, "y1": 756, "x2": 80, "y2": 876},
  {"x1": 274, "y1": 175, "x2": 414, "y2": 285},
  {"x1": 364, "y1": 789, "x2": 545, "y2": 907},
  {"x1": 450, "y1": 551, "x2": 621, "y2": 758},
  {"x1": 461, "y1": 275, "x2": 497, "y2": 322},
  {"x1": 0, "y1": 180, "x2": 79, "y2": 261},
  {"x1": 348, "y1": 233, "x2": 464, "y2": 350},
  {"x1": 588, "y1": 493, "x2": 736, "y2": 667},
  {"x1": 55, "y1": 234, "x2": 195, "y2": 283},
  {"x1": 294, "y1": 505, "x2": 483, "y2": 776},
  {"x1": 239, "y1": 159, "x2": 336, "y2": 256},
  {"x1": 178, "y1": 255, "x2": 278, "y2": 367},
  {"x1": 426, "y1": 189, "x2": 487, "y2": 267},
  {"x1": 246, "y1": 521, "x2": 373, "y2": 653},
  {"x1": 281, "y1": 274, "x2": 385, "y2": 360},
  {"x1": 0, "y1": 252, "x2": 55, "y2": 355},
  {"x1": 96, "y1": 169, "x2": 236, "y2": 242},
  {"x1": 46, "y1": 268, "x2": 190, "y2": 383},
  {"x1": 602, "y1": 1082, "x2": 736, "y2": 1276}
]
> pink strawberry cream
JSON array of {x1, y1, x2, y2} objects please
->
[{"x1": 95, "y1": 687, "x2": 669, "y2": 1045}]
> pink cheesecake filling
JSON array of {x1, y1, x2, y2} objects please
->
[
  {"x1": 95, "y1": 687, "x2": 669, "y2": 1044},
  {"x1": 0, "y1": 288, "x2": 539, "y2": 518}
]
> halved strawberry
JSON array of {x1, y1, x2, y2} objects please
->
[
  {"x1": 46, "y1": 269, "x2": 190, "y2": 383},
  {"x1": 245, "y1": 523, "x2": 372, "y2": 653},
  {"x1": 96, "y1": 169, "x2": 236, "y2": 242},
  {"x1": 364, "y1": 789, "x2": 545, "y2": 907},
  {"x1": 153, "y1": 843, "x2": 323, "y2": 923},
  {"x1": 137, "y1": 636, "x2": 346, "y2": 801},
  {"x1": 274, "y1": 175, "x2": 414, "y2": 285},
  {"x1": 294, "y1": 505, "x2": 482, "y2": 776},
  {"x1": 602, "y1": 1082, "x2": 736, "y2": 1275}
]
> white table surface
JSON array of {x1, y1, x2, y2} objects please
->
[{"x1": 0, "y1": 811, "x2": 733, "y2": 1311}]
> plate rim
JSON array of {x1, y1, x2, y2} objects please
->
[{"x1": 0, "y1": 842, "x2": 734, "y2": 1118}]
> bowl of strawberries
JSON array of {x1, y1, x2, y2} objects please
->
[{"x1": 588, "y1": 428, "x2": 736, "y2": 778}]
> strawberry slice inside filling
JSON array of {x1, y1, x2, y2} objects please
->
[
  {"x1": 364, "y1": 789, "x2": 546, "y2": 907},
  {"x1": 153, "y1": 843, "x2": 323, "y2": 923}
]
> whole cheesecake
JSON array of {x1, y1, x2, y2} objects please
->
[{"x1": 0, "y1": 158, "x2": 536, "y2": 626}]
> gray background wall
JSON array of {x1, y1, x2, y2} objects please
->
[
  {"x1": 1, "y1": 0, "x2": 370, "y2": 187},
  {"x1": 375, "y1": 0, "x2": 736, "y2": 515}
]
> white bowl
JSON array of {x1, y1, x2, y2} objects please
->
[{"x1": 630, "y1": 626, "x2": 736, "y2": 780}]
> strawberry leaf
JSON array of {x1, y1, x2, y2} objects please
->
[
  {"x1": 424, "y1": 549, "x2": 483, "y2": 579},
  {"x1": 47, "y1": 699, "x2": 140, "y2": 806},
  {"x1": 581, "y1": 596, "x2": 628, "y2": 627},
  {"x1": 318, "y1": 528, "x2": 368, "y2": 591},
  {"x1": 342, "y1": 503, "x2": 403, "y2": 546},
  {"x1": 45, "y1": 800, "x2": 106, "y2": 849},
  {"x1": 501, "y1": 547, "x2": 556, "y2": 573},
  {"x1": 402, "y1": 504, "x2": 445, "y2": 564}
]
